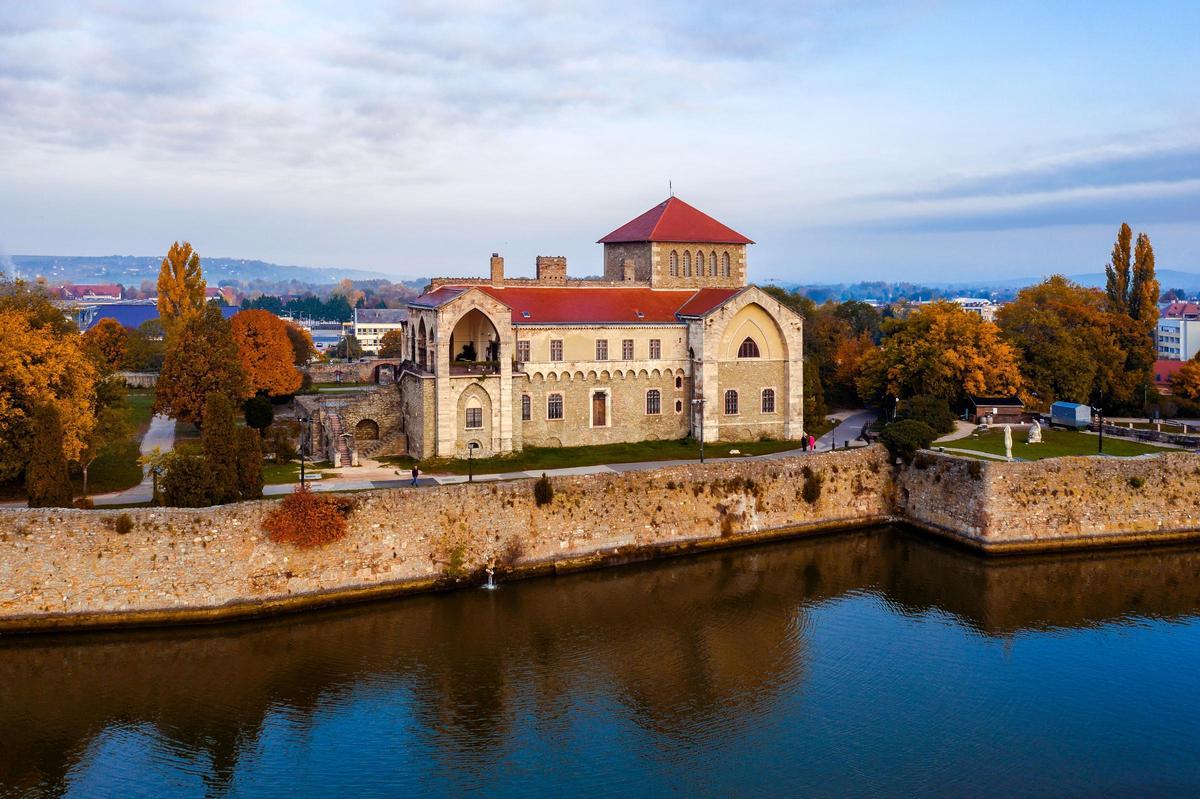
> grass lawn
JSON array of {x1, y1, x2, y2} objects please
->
[
  {"x1": 944, "y1": 427, "x2": 1172, "y2": 461},
  {"x1": 378, "y1": 436, "x2": 807, "y2": 476},
  {"x1": 263, "y1": 460, "x2": 334, "y2": 485}
]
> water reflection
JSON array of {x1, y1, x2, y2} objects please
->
[{"x1": 2, "y1": 525, "x2": 1199, "y2": 797}]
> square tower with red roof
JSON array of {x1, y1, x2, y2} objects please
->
[{"x1": 597, "y1": 197, "x2": 752, "y2": 289}]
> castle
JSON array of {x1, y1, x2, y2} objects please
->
[{"x1": 314, "y1": 197, "x2": 805, "y2": 462}]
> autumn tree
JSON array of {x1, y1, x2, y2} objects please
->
[
  {"x1": 856, "y1": 301, "x2": 1023, "y2": 407},
  {"x1": 284, "y1": 323, "x2": 318, "y2": 365},
  {"x1": 1170, "y1": 357, "x2": 1200, "y2": 402},
  {"x1": 1104, "y1": 223, "x2": 1133, "y2": 315},
  {"x1": 0, "y1": 281, "x2": 97, "y2": 483},
  {"x1": 1129, "y1": 232, "x2": 1159, "y2": 323},
  {"x1": 123, "y1": 320, "x2": 166, "y2": 371},
  {"x1": 81, "y1": 318, "x2": 129, "y2": 372},
  {"x1": 77, "y1": 377, "x2": 133, "y2": 498},
  {"x1": 25, "y1": 404, "x2": 74, "y2": 507},
  {"x1": 154, "y1": 305, "x2": 247, "y2": 426},
  {"x1": 231, "y1": 310, "x2": 303, "y2": 397},
  {"x1": 201, "y1": 392, "x2": 240, "y2": 505},
  {"x1": 156, "y1": 241, "x2": 207, "y2": 339},
  {"x1": 378, "y1": 329, "x2": 405, "y2": 358}
]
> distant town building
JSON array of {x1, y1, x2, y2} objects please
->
[
  {"x1": 205, "y1": 286, "x2": 239, "y2": 306},
  {"x1": 352, "y1": 308, "x2": 407, "y2": 354},
  {"x1": 58, "y1": 283, "x2": 124, "y2": 303},
  {"x1": 951, "y1": 298, "x2": 999, "y2": 322},
  {"x1": 76, "y1": 300, "x2": 238, "y2": 332},
  {"x1": 1156, "y1": 303, "x2": 1200, "y2": 361},
  {"x1": 1153, "y1": 359, "x2": 1186, "y2": 394},
  {"x1": 290, "y1": 319, "x2": 346, "y2": 351}
]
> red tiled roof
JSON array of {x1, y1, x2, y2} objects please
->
[
  {"x1": 412, "y1": 285, "x2": 740, "y2": 325},
  {"x1": 61, "y1": 283, "x2": 122, "y2": 298},
  {"x1": 1153, "y1": 359, "x2": 1186, "y2": 388},
  {"x1": 1161, "y1": 302, "x2": 1200, "y2": 319},
  {"x1": 598, "y1": 197, "x2": 754, "y2": 245}
]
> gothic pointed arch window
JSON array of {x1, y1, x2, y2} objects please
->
[
  {"x1": 737, "y1": 337, "x2": 760, "y2": 358},
  {"x1": 696, "y1": 250, "x2": 705, "y2": 276},
  {"x1": 710, "y1": 251, "x2": 718, "y2": 276},
  {"x1": 721, "y1": 252, "x2": 731, "y2": 277},
  {"x1": 669, "y1": 250, "x2": 679, "y2": 277},
  {"x1": 683, "y1": 251, "x2": 691, "y2": 277}
]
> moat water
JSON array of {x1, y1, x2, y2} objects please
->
[{"x1": 3, "y1": 525, "x2": 1200, "y2": 798}]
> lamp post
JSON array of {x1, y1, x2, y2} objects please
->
[
  {"x1": 467, "y1": 441, "x2": 479, "y2": 482},
  {"x1": 1091, "y1": 402, "x2": 1104, "y2": 454},
  {"x1": 297, "y1": 416, "x2": 312, "y2": 484},
  {"x1": 691, "y1": 397, "x2": 706, "y2": 463}
]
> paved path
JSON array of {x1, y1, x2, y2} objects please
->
[
  {"x1": 265, "y1": 411, "x2": 881, "y2": 495},
  {"x1": 814, "y1": 409, "x2": 877, "y2": 452},
  {"x1": 91, "y1": 415, "x2": 176, "y2": 506},
  {"x1": 934, "y1": 420, "x2": 979, "y2": 443}
]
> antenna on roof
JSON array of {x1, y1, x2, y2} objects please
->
[{"x1": 669, "y1": 179, "x2": 673, "y2": 197}]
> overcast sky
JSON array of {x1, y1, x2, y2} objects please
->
[{"x1": 1, "y1": 1, "x2": 1197, "y2": 283}]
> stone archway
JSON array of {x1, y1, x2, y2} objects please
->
[
  {"x1": 374, "y1": 363, "x2": 396, "y2": 384},
  {"x1": 354, "y1": 419, "x2": 380, "y2": 442}
]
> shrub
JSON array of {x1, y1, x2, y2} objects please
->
[
  {"x1": 533, "y1": 473, "x2": 554, "y2": 507},
  {"x1": 879, "y1": 420, "x2": 937, "y2": 464},
  {"x1": 161, "y1": 453, "x2": 215, "y2": 507},
  {"x1": 913, "y1": 452, "x2": 936, "y2": 470},
  {"x1": 968, "y1": 460, "x2": 984, "y2": 480},
  {"x1": 1129, "y1": 476, "x2": 1145, "y2": 490},
  {"x1": 264, "y1": 421, "x2": 300, "y2": 463},
  {"x1": 801, "y1": 470, "x2": 823, "y2": 504},
  {"x1": 263, "y1": 483, "x2": 349, "y2": 547},
  {"x1": 114, "y1": 513, "x2": 134, "y2": 535},
  {"x1": 897, "y1": 394, "x2": 957, "y2": 435},
  {"x1": 498, "y1": 536, "x2": 525, "y2": 567},
  {"x1": 242, "y1": 396, "x2": 275, "y2": 432}
]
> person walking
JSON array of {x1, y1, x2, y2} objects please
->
[
  {"x1": 410, "y1": 465, "x2": 420, "y2": 487},
  {"x1": 800, "y1": 434, "x2": 808, "y2": 453},
  {"x1": 808, "y1": 433, "x2": 816, "y2": 451}
]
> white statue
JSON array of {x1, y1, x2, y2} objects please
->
[
  {"x1": 1027, "y1": 420, "x2": 1042, "y2": 444},
  {"x1": 1003, "y1": 424, "x2": 1013, "y2": 461}
]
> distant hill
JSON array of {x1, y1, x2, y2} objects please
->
[
  {"x1": 935, "y1": 268, "x2": 1200, "y2": 293},
  {"x1": 7, "y1": 255, "x2": 388, "y2": 286}
]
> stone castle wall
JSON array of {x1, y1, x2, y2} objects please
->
[{"x1": 0, "y1": 448, "x2": 891, "y2": 630}]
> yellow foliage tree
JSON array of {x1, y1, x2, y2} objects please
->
[
  {"x1": 81, "y1": 317, "x2": 129, "y2": 373},
  {"x1": 156, "y1": 241, "x2": 207, "y2": 339},
  {"x1": 857, "y1": 300, "x2": 1023, "y2": 406},
  {"x1": 1169, "y1": 358, "x2": 1200, "y2": 402},
  {"x1": 232, "y1": 310, "x2": 303, "y2": 397},
  {"x1": 0, "y1": 308, "x2": 98, "y2": 482}
]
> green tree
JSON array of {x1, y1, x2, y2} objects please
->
[
  {"x1": 879, "y1": 419, "x2": 937, "y2": 464},
  {"x1": 334, "y1": 334, "x2": 364, "y2": 360},
  {"x1": 378, "y1": 328, "x2": 405, "y2": 358},
  {"x1": 122, "y1": 320, "x2": 166, "y2": 371},
  {"x1": 1129, "y1": 232, "x2": 1159, "y2": 323},
  {"x1": 243, "y1": 396, "x2": 275, "y2": 434},
  {"x1": 161, "y1": 453, "x2": 214, "y2": 507},
  {"x1": 1104, "y1": 223, "x2": 1133, "y2": 315},
  {"x1": 77, "y1": 377, "x2": 133, "y2": 497},
  {"x1": 236, "y1": 426, "x2": 264, "y2": 500},
  {"x1": 897, "y1": 394, "x2": 956, "y2": 435},
  {"x1": 154, "y1": 305, "x2": 247, "y2": 426},
  {"x1": 201, "y1": 392, "x2": 240, "y2": 505},
  {"x1": 25, "y1": 404, "x2": 74, "y2": 507},
  {"x1": 803, "y1": 357, "x2": 827, "y2": 427},
  {"x1": 156, "y1": 241, "x2": 207, "y2": 339}
]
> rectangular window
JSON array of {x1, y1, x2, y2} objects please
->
[
  {"x1": 622, "y1": 339, "x2": 634, "y2": 360},
  {"x1": 550, "y1": 340, "x2": 563, "y2": 361},
  {"x1": 521, "y1": 394, "x2": 531, "y2": 421},
  {"x1": 761, "y1": 388, "x2": 776, "y2": 414},
  {"x1": 547, "y1": 393, "x2": 564, "y2": 420},
  {"x1": 465, "y1": 407, "x2": 483, "y2": 429},
  {"x1": 646, "y1": 389, "x2": 661, "y2": 415},
  {"x1": 724, "y1": 390, "x2": 739, "y2": 415},
  {"x1": 595, "y1": 339, "x2": 608, "y2": 360},
  {"x1": 517, "y1": 340, "x2": 530, "y2": 362},
  {"x1": 649, "y1": 339, "x2": 661, "y2": 359}
]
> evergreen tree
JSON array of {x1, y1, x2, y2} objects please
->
[
  {"x1": 156, "y1": 241, "x2": 207, "y2": 339},
  {"x1": 161, "y1": 453, "x2": 215, "y2": 507},
  {"x1": 201, "y1": 392, "x2": 240, "y2": 505},
  {"x1": 25, "y1": 404, "x2": 74, "y2": 507},
  {"x1": 242, "y1": 396, "x2": 275, "y2": 434},
  {"x1": 1129, "y1": 232, "x2": 1159, "y2": 323},
  {"x1": 236, "y1": 426, "x2": 264, "y2": 500},
  {"x1": 1104, "y1": 223, "x2": 1133, "y2": 314}
]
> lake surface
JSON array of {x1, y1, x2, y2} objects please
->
[{"x1": 3, "y1": 525, "x2": 1200, "y2": 798}]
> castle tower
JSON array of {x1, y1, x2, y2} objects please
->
[{"x1": 597, "y1": 197, "x2": 752, "y2": 288}]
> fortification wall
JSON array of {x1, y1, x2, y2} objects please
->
[{"x1": 898, "y1": 450, "x2": 1200, "y2": 550}]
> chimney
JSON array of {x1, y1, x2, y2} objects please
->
[
  {"x1": 622, "y1": 258, "x2": 636, "y2": 282},
  {"x1": 535, "y1": 255, "x2": 567, "y2": 283},
  {"x1": 490, "y1": 253, "x2": 504, "y2": 286}
]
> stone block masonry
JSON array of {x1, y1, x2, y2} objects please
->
[
  {"x1": 0, "y1": 448, "x2": 891, "y2": 631},
  {"x1": 5, "y1": 446, "x2": 1200, "y2": 632}
]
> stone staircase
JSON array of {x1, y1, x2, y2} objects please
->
[
  {"x1": 324, "y1": 410, "x2": 354, "y2": 467},
  {"x1": 357, "y1": 433, "x2": 408, "y2": 460}
]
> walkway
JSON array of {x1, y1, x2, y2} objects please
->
[
  {"x1": 934, "y1": 421, "x2": 979, "y2": 443},
  {"x1": 91, "y1": 414, "x2": 177, "y2": 506},
  {"x1": 264, "y1": 410, "x2": 881, "y2": 495}
]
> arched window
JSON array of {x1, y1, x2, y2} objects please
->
[
  {"x1": 675, "y1": 399, "x2": 683, "y2": 413},
  {"x1": 669, "y1": 250, "x2": 679, "y2": 277},
  {"x1": 646, "y1": 389, "x2": 661, "y2": 415},
  {"x1": 710, "y1": 252, "x2": 718, "y2": 276},
  {"x1": 683, "y1": 251, "x2": 691, "y2": 277},
  {"x1": 721, "y1": 252, "x2": 731, "y2": 277},
  {"x1": 675, "y1": 375, "x2": 683, "y2": 389},
  {"x1": 761, "y1": 388, "x2": 776, "y2": 414},
  {"x1": 547, "y1": 393, "x2": 564, "y2": 420},
  {"x1": 696, "y1": 251, "x2": 705, "y2": 276},
  {"x1": 737, "y1": 337, "x2": 760, "y2": 358},
  {"x1": 724, "y1": 390, "x2": 739, "y2": 415},
  {"x1": 521, "y1": 394, "x2": 531, "y2": 421}
]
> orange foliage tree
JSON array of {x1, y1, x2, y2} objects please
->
[
  {"x1": 231, "y1": 310, "x2": 303, "y2": 397},
  {"x1": 156, "y1": 241, "x2": 207, "y2": 340},
  {"x1": 1170, "y1": 358, "x2": 1200, "y2": 402},
  {"x1": 154, "y1": 305, "x2": 246, "y2": 426},
  {"x1": 81, "y1": 317, "x2": 129, "y2": 373},
  {"x1": 262, "y1": 483, "x2": 350, "y2": 547},
  {"x1": 378, "y1": 328, "x2": 405, "y2": 358}
]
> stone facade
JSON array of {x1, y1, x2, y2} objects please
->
[{"x1": 644, "y1": 242, "x2": 747, "y2": 289}]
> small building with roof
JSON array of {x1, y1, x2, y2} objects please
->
[
  {"x1": 352, "y1": 307, "x2": 407, "y2": 354},
  {"x1": 966, "y1": 395, "x2": 1024, "y2": 425}
]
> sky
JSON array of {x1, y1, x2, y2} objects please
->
[{"x1": 0, "y1": 0, "x2": 1198, "y2": 284}]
